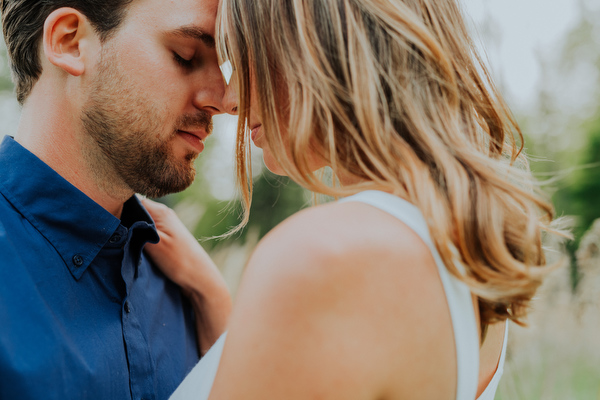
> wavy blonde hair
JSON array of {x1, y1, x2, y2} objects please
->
[{"x1": 217, "y1": 0, "x2": 557, "y2": 330}]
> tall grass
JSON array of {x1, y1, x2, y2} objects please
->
[{"x1": 497, "y1": 219, "x2": 600, "y2": 400}]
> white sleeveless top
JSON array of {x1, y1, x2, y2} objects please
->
[{"x1": 170, "y1": 190, "x2": 508, "y2": 400}]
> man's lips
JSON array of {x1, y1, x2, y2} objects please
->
[
  {"x1": 181, "y1": 129, "x2": 210, "y2": 141},
  {"x1": 177, "y1": 129, "x2": 207, "y2": 153}
]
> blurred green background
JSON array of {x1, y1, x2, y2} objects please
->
[{"x1": 2, "y1": 0, "x2": 600, "y2": 398}]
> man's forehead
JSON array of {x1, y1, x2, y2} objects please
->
[
  {"x1": 164, "y1": 25, "x2": 215, "y2": 48},
  {"x1": 125, "y1": 0, "x2": 219, "y2": 36}
]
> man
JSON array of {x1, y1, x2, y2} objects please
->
[{"x1": 0, "y1": 0, "x2": 234, "y2": 398}]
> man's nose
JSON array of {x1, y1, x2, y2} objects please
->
[
  {"x1": 222, "y1": 77, "x2": 238, "y2": 115},
  {"x1": 191, "y1": 60, "x2": 230, "y2": 116}
]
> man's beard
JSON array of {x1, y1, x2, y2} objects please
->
[{"x1": 80, "y1": 50, "x2": 212, "y2": 199}]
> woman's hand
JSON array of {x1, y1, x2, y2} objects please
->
[{"x1": 142, "y1": 198, "x2": 232, "y2": 355}]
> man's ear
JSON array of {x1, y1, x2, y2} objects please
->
[{"x1": 43, "y1": 8, "x2": 97, "y2": 77}]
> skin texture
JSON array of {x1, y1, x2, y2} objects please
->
[
  {"x1": 80, "y1": 44, "x2": 214, "y2": 199},
  {"x1": 12, "y1": 0, "x2": 236, "y2": 353}
]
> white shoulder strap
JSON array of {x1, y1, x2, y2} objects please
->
[{"x1": 340, "y1": 190, "x2": 480, "y2": 400}]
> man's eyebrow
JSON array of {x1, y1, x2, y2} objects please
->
[{"x1": 167, "y1": 26, "x2": 215, "y2": 48}]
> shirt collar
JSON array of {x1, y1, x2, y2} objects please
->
[{"x1": 0, "y1": 136, "x2": 159, "y2": 279}]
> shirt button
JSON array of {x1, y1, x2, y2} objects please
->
[
  {"x1": 124, "y1": 301, "x2": 131, "y2": 313},
  {"x1": 72, "y1": 254, "x2": 84, "y2": 267},
  {"x1": 109, "y1": 234, "x2": 122, "y2": 243}
]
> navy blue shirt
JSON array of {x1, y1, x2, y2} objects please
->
[{"x1": 0, "y1": 136, "x2": 199, "y2": 399}]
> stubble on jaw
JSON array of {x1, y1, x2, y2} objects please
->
[{"x1": 79, "y1": 48, "x2": 212, "y2": 200}]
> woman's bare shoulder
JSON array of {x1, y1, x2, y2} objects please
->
[
  {"x1": 213, "y1": 200, "x2": 457, "y2": 399},
  {"x1": 250, "y1": 199, "x2": 430, "y2": 270}
]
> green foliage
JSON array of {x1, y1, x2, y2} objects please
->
[
  {"x1": 515, "y1": 4, "x2": 600, "y2": 289},
  {"x1": 496, "y1": 353, "x2": 600, "y2": 400},
  {"x1": 244, "y1": 173, "x2": 310, "y2": 236},
  {"x1": 192, "y1": 172, "x2": 310, "y2": 250},
  {"x1": 554, "y1": 117, "x2": 600, "y2": 241}
]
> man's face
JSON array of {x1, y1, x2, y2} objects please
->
[{"x1": 81, "y1": 0, "x2": 225, "y2": 198}]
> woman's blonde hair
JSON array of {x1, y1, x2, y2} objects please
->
[{"x1": 217, "y1": 0, "x2": 557, "y2": 330}]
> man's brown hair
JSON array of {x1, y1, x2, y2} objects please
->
[{"x1": 1, "y1": 0, "x2": 133, "y2": 104}]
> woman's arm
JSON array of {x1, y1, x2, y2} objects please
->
[{"x1": 142, "y1": 198, "x2": 232, "y2": 355}]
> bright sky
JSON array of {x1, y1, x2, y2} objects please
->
[{"x1": 461, "y1": 0, "x2": 582, "y2": 108}]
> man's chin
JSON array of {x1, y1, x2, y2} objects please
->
[
  {"x1": 135, "y1": 167, "x2": 196, "y2": 199},
  {"x1": 139, "y1": 183, "x2": 193, "y2": 199}
]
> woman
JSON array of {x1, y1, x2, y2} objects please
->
[{"x1": 145, "y1": 0, "x2": 559, "y2": 398}]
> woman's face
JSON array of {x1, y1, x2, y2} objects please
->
[
  {"x1": 221, "y1": 65, "x2": 284, "y2": 174},
  {"x1": 245, "y1": 74, "x2": 327, "y2": 176},
  {"x1": 246, "y1": 81, "x2": 285, "y2": 175}
]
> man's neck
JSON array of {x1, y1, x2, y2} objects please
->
[{"x1": 16, "y1": 91, "x2": 130, "y2": 219}]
